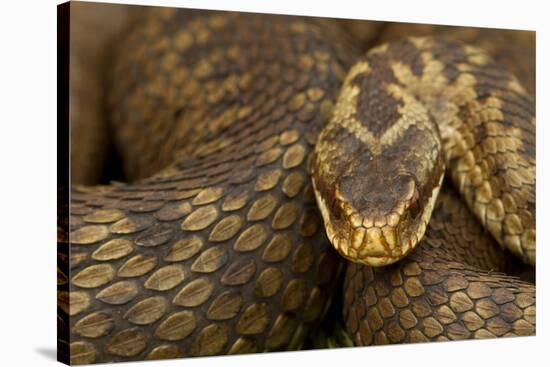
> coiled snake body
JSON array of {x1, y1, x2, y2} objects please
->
[{"x1": 59, "y1": 7, "x2": 535, "y2": 364}]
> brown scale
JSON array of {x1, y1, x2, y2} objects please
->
[{"x1": 64, "y1": 8, "x2": 360, "y2": 365}]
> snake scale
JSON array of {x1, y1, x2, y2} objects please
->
[{"x1": 57, "y1": 5, "x2": 536, "y2": 364}]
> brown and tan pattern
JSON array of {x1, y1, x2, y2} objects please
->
[
  {"x1": 378, "y1": 23, "x2": 536, "y2": 95},
  {"x1": 313, "y1": 37, "x2": 535, "y2": 266},
  {"x1": 60, "y1": 5, "x2": 536, "y2": 365}
]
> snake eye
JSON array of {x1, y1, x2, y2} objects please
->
[
  {"x1": 408, "y1": 188, "x2": 421, "y2": 218},
  {"x1": 329, "y1": 192, "x2": 343, "y2": 220}
]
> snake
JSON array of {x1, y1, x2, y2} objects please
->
[{"x1": 57, "y1": 5, "x2": 536, "y2": 364}]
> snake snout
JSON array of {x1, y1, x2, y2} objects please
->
[{"x1": 335, "y1": 173, "x2": 424, "y2": 266}]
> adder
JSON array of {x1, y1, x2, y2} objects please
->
[{"x1": 58, "y1": 6, "x2": 535, "y2": 364}]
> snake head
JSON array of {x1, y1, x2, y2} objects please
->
[
  {"x1": 311, "y1": 51, "x2": 447, "y2": 266},
  {"x1": 313, "y1": 150, "x2": 444, "y2": 267}
]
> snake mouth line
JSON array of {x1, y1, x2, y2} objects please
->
[{"x1": 328, "y1": 219, "x2": 419, "y2": 267}]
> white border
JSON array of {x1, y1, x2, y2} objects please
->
[{"x1": 0, "y1": 0, "x2": 546, "y2": 366}]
